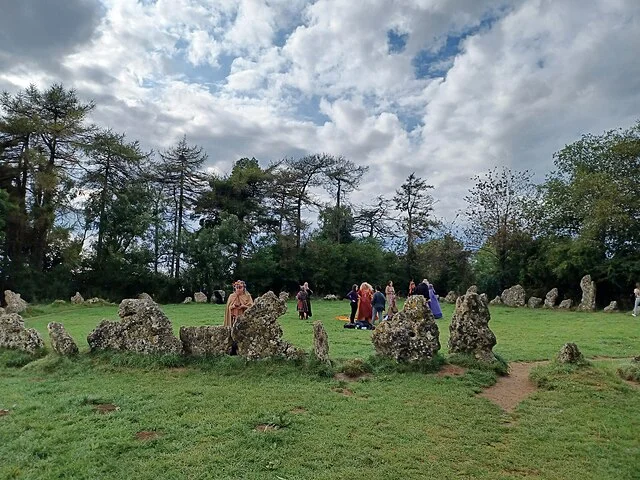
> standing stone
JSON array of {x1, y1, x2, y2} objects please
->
[
  {"x1": 0, "y1": 313, "x2": 44, "y2": 353},
  {"x1": 489, "y1": 296, "x2": 503, "y2": 306},
  {"x1": 323, "y1": 294, "x2": 339, "y2": 301},
  {"x1": 479, "y1": 293, "x2": 488, "y2": 305},
  {"x1": 603, "y1": 301, "x2": 618, "y2": 313},
  {"x1": 527, "y1": 297, "x2": 543, "y2": 309},
  {"x1": 47, "y1": 322, "x2": 79, "y2": 356},
  {"x1": 4, "y1": 290, "x2": 28, "y2": 314},
  {"x1": 211, "y1": 290, "x2": 226, "y2": 304},
  {"x1": 312, "y1": 321, "x2": 330, "y2": 363},
  {"x1": 87, "y1": 299, "x2": 182, "y2": 355},
  {"x1": 558, "y1": 299, "x2": 573, "y2": 309},
  {"x1": 278, "y1": 292, "x2": 289, "y2": 302},
  {"x1": 0, "y1": 307, "x2": 4, "y2": 315},
  {"x1": 544, "y1": 288, "x2": 558, "y2": 308},
  {"x1": 179, "y1": 326, "x2": 233, "y2": 356},
  {"x1": 138, "y1": 292, "x2": 154, "y2": 302},
  {"x1": 577, "y1": 275, "x2": 596, "y2": 311},
  {"x1": 557, "y1": 343, "x2": 584, "y2": 364},
  {"x1": 371, "y1": 295, "x2": 440, "y2": 362},
  {"x1": 466, "y1": 285, "x2": 478, "y2": 294},
  {"x1": 71, "y1": 292, "x2": 84, "y2": 304},
  {"x1": 231, "y1": 291, "x2": 303, "y2": 360},
  {"x1": 194, "y1": 292, "x2": 207, "y2": 303},
  {"x1": 501, "y1": 285, "x2": 526, "y2": 307},
  {"x1": 183, "y1": 297, "x2": 193, "y2": 304},
  {"x1": 444, "y1": 291, "x2": 458, "y2": 303},
  {"x1": 448, "y1": 292, "x2": 496, "y2": 363}
]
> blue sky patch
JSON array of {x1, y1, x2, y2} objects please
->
[{"x1": 387, "y1": 29, "x2": 409, "y2": 54}]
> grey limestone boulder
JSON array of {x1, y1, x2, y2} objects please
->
[
  {"x1": 0, "y1": 313, "x2": 44, "y2": 353},
  {"x1": 558, "y1": 299, "x2": 573, "y2": 309},
  {"x1": 323, "y1": 294, "x2": 339, "y2": 301},
  {"x1": 577, "y1": 275, "x2": 596, "y2": 311},
  {"x1": 466, "y1": 285, "x2": 478, "y2": 294},
  {"x1": 479, "y1": 293, "x2": 488, "y2": 305},
  {"x1": 183, "y1": 296, "x2": 193, "y2": 304},
  {"x1": 603, "y1": 301, "x2": 618, "y2": 313},
  {"x1": 448, "y1": 292, "x2": 496, "y2": 362},
  {"x1": 4, "y1": 290, "x2": 28, "y2": 314},
  {"x1": 444, "y1": 291, "x2": 458, "y2": 303},
  {"x1": 71, "y1": 292, "x2": 84, "y2": 304},
  {"x1": 557, "y1": 343, "x2": 584, "y2": 364},
  {"x1": 371, "y1": 295, "x2": 440, "y2": 362},
  {"x1": 501, "y1": 285, "x2": 526, "y2": 307},
  {"x1": 47, "y1": 322, "x2": 79, "y2": 356},
  {"x1": 312, "y1": 321, "x2": 330, "y2": 363},
  {"x1": 489, "y1": 296, "x2": 503, "y2": 306},
  {"x1": 138, "y1": 292, "x2": 154, "y2": 302},
  {"x1": 194, "y1": 292, "x2": 207, "y2": 303},
  {"x1": 231, "y1": 291, "x2": 303, "y2": 360},
  {"x1": 528, "y1": 297, "x2": 543, "y2": 309},
  {"x1": 179, "y1": 325, "x2": 233, "y2": 356},
  {"x1": 544, "y1": 288, "x2": 558, "y2": 308},
  {"x1": 87, "y1": 299, "x2": 182, "y2": 355}
]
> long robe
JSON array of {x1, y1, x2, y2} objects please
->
[
  {"x1": 428, "y1": 285, "x2": 443, "y2": 319},
  {"x1": 223, "y1": 291, "x2": 253, "y2": 327},
  {"x1": 356, "y1": 288, "x2": 373, "y2": 321},
  {"x1": 297, "y1": 290, "x2": 309, "y2": 314}
]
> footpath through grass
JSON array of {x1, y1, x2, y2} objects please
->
[{"x1": 0, "y1": 300, "x2": 638, "y2": 479}]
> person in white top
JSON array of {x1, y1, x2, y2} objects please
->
[{"x1": 633, "y1": 283, "x2": 640, "y2": 317}]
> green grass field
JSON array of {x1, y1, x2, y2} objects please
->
[{"x1": 1, "y1": 300, "x2": 639, "y2": 479}]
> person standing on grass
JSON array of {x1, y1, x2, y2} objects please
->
[
  {"x1": 372, "y1": 286, "x2": 386, "y2": 325},
  {"x1": 386, "y1": 280, "x2": 398, "y2": 320},
  {"x1": 633, "y1": 283, "x2": 640, "y2": 317},
  {"x1": 414, "y1": 278, "x2": 430, "y2": 299},
  {"x1": 297, "y1": 285, "x2": 309, "y2": 320},
  {"x1": 356, "y1": 282, "x2": 373, "y2": 322},
  {"x1": 408, "y1": 279, "x2": 416, "y2": 296},
  {"x1": 427, "y1": 281, "x2": 443, "y2": 319},
  {"x1": 345, "y1": 284, "x2": 359, "y2": 324},
  {"x1": 303, "y1": 281, "x2": 313, "y2": 317},
  {"x1": 224, "y1": 280, "x2": 253, "y2": 327}
]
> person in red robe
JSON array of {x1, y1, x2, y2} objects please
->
[{"x1": 356, "y1": 282, "x2": 373, "y2": 321}]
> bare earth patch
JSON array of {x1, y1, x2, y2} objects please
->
[
  {"x1": 437, "y1": 364, "x2": 467, "y2": 378},
  {"x1": 478, "y1": 362, "x2": 547, "y2": 412},
  {"x1": 0, "y1": 409, "x2": 9, "y2": 416},
  {"x1": 255, "y1": 424, "x2": 280, "y2": 432},
  {"x1": 333, "y1": 372, "x2": 372, "y2": 382},
  {"x1": 94, "y1": 403, "x2": 119, "y2": 414},
  {"x1": 135, "y1": 430, "x2": 161, "y2": 441},
  {"x1": 331, "y1": 387, "x2": 354, "y2": 396}
]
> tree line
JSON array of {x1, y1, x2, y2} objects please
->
[{"x1": 1, "y1": 84, "x2": 638, "y2": 307}]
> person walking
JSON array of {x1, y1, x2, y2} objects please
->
[
  {"x1": 633, "y1": 283, "x2": 640, "y2": 317},
  {"x1": 345, "y1": 284, "x2": 359, "y2": 324},
  {"x1": 372, "y1": 286, "x2": 386, "y2": 325}
]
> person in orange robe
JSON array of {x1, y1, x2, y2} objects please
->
[
  {"x1": 356, "y1": 282, "x2": 373, "y2": 321},
  {"x1": 224, "y1": 280, "x2": 254, "y2": 327}
]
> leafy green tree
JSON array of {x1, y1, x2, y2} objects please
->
[
  {"x1": 416, "y1": 233, "x2": 473, "y2": 294},
  {"x1": 318, "y1": 205, "x2": 355, "y2": 244}
]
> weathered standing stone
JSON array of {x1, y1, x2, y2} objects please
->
[
  {"x1": 557, "y1": 343, "x2": 584, "y2": 364},
  {"x1": 71, "y1": 292, "x2": 84, "y2": 304},
  {"x1": 278, "y1": 292, "x2": 289, "y2": 302},
  {"x1": 577, "y1": 275, "x2": 596, "y2": 311},
  {"x1": 231, "y1": 291, "x2": 303, "y2": 360},
  {"x1": 371, "y1": 295, "x2": 440, "y2": 362},
  {"x1": 448, "y1": 292, "x2": 496, "y2": 362},
  {"x1": 558, "y1": 299, "x2": 573, "y2": 309},
  {"x1": 444, "y1": 291, "x2": 458, "y2": 303},
  {"x1": 323, "y1": 294, "x2": 339, "y2": 301},
  {"x1": 47, "y1": 322, "x2": 79, "y2": 355},
  {"x1": 4, "y1": 290, "x2": 28, "y2": 314},
  {"x1": 312, "y1": 321, "x2": 330, "y2": 363},
  {"x1": 86, "y1": 297, "x2": 107, "y2": 304},
  {"x1": 194, "y1": 292, "x2": 207, "y2": 303},
  {"x1": 544, "y1": 288, "x2": 558, "y2": 308},
  {"x1": 0, "y1": 313, "x2": 44, "y2": 353},
  {"x1": 603, "y1": 301, "x2": 618, "y2": 313},
  {"x1": 466, "y1": 285, "x2": 478, "y2": 295},
  {"x1": 479, "y1": 293, "x2": 488, "y2": 305},
  {"x1": 528, "y1": 297, "x2": 543, "y2": 309},
  {"x1": 87, "y1": 299, "x2": 182, "y2": 355},
  {"x1": 501, "y1": 285, "x2": 526, "y2": 307},
  {"x1": 0, "y1": 307, "x2": 4, "y2": 315},
  {"x1": 138, "y1": 292, "x2": 154, "y2": 302},
  {"x1": 489, "y1": 296, "x2": 503, "y2": 306},
  {"x1": 179, "y1": 326, "x2": 232, "y2": 356},
  {"x1": 211, "y1": 290, "x2": 226, "y2": 304},
  {"x1": 183, "y1": 297, "x2": 193, "y2": 304}
]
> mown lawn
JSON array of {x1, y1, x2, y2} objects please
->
[{"x1": 1, "y1": 300, "x2": 639, "y2": 479}]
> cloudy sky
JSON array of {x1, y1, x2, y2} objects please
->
[{"x1": 1, "y1": 0, "x2": 639, "y2": 223}]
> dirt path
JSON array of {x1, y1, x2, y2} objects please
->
[{"x1": 477, "y1": 361, "x2": 547, "y2": 412}]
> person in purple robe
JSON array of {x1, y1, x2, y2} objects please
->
[{"x1": 427, "y1": 281, "x2": 443, "y2": 319}]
